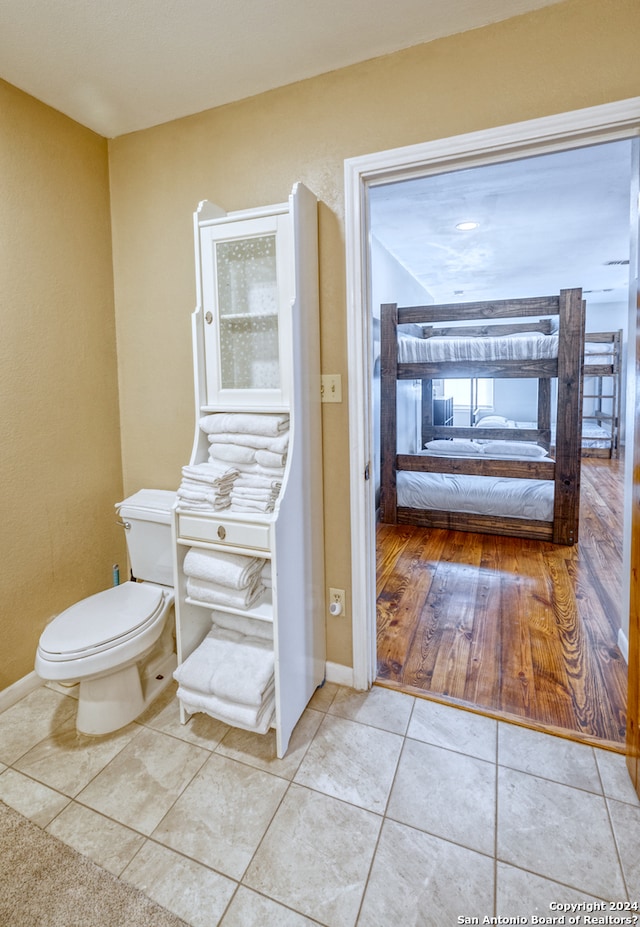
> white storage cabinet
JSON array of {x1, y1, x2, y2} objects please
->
[{"x1": 172, "y1": 183, "x2": 325, "y2": 757}]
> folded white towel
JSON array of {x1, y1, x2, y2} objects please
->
[
  {"x1": 177, "y1": 497, "x2": 231, "y2": 513},
  {"x1": 173, "y1": 629, "x2": 274, "y2": 705},
  {"x1": 212, "y1": 611, "x2": 273, "y2": 642},
  {"x1": 209, "y1": 443, "x2": 257, "y2": 464},
  {"x1": 178, "y1": 480, "x2": 231, "y2": 502},
  {"x1": 235, "y1": 474, "x2": 282, "y2": 491},
  {"x1": 181, "y1": 461, "x2": 239, "y2": 485},
  {"x1": 186, "y1": 576, "x2": 265, "y2": 610},
  {"x1": 255, "y1": 449, "x2": 287, "y2": 469},
  {"x1": 231, "y1": 488, "x2": 277, "y2": 502},
  {"x1": 206, "y1": 431, "x2": 289, "y2": 452},
  {"x1": 183, "y1": 548, "x2": 264, "y2": 590},
  {"x1": 177, "y1": 684, "x2": 275, "y2": 734},
  {"x1": 233, "y1": 461, "x2": 286, "y2": 479},
  {"x1": 199, "y1": 413, "x2": 289, "y2": 437},
  {"x1": 231, "y1": 499, "x2": 275, "y2": 513}
]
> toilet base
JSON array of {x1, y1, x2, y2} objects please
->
[{"x1": 76, "y1": 651, "x2": 177, "y2": 736}]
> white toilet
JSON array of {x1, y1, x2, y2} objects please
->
[{"x1": 35, "y1": 489, "x2": 177, "y2": 736}]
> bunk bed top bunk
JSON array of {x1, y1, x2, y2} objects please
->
[{"x1": 379, "y1": 288, "x2": 585, "y2": 545}]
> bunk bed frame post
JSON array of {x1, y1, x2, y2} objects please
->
[
  {"x1": 551, "y1": 288, "x2": 585, "y2": 545},
  {"x1": 538, "y1": 378, "x2": 552, "y2": 450},
  {"x1": 421, "y1": 379, "x2": 434, "y2": 449},
  {"x1": 380, "y1": 303, "x2": 399, "y2": 523}
]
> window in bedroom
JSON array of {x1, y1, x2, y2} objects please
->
[{"x1": 444, "y1": 377, "x2": 494, "y2": 416}]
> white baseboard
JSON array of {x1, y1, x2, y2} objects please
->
[
  {"x1": 618, "y1": 628, "x2": 629, "y2": 664},
  {"x1": 324, "y1": 661, "x2": 354, "y2": 688},
  {"x1": 0, "y1": 671, "x2": 43, "y2": 712}
]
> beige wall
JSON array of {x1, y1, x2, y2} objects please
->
[
  {"x1": 109, "y1": 0, "x2": 640, "y2": 669},
  {"x1": 0, "y1": 80, "x2": 124, "y2": 689}
]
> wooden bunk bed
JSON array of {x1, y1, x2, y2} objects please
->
[
  {"x1": 379, "y1": 288, "x2": 585, "y2": 545},
  {"x1": 469, "y1": 330, "x2": 622, "y2": 459},
  {"x1": 582, "y1": 330, "x2": 622, "y2": 458}
]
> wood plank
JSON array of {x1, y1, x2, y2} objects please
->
[
  {"x1": 379, "y1": 302, "x2": 399, "y2": 523},
  {"x1": 398, "y1": 295, "x2": 560, "y2": 324},
  {"x1": 462, "y1": 533, "x2": 503, "y2": 707},
  {"x1": 376, "y1": 527, "x2": 446, "y2": 684},
  {"x1": 375, "y1": 522, "x2": 415, "y2": 595},
  {"x1": 397, "y1": 506, "x2": 554, "y2": 541},
  {"x1": 397, "y1": 453, "x2": 555, "y2": 480},
  {"x1": 423, "y1": 425, "x2": 549, "y2": 442},
  {"x1": 398, "y1": 358, "x2": 558, "y2": 380},
  {"x1": 421, "y1": 533, "x2": 483, "y2": 698},
  {"x1": 400, "y1": 530, "x2": 474, "y2": 693},
  {"x1": 421, "y1": 319, "x2": 553, "y2": 338},
  {"x1": 552, "y1": 288, "x2": 585, "y2": 545}
]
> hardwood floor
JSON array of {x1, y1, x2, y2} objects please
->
[{"x1": 376, "y1": 456, "x2": 628, "y2": 748}]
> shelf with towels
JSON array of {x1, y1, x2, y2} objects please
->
[{"x1": 171, "y1": 183, "x2": 325, "y2": 758}]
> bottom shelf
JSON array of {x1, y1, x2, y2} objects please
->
[{"x1": 175, "y1": 620, "x2": 276, "y2": 736}]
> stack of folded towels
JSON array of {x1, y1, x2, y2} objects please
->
[
  {"x1": 174, "y1": 621, "x2": 275, "y2": 734},
  {"x1": 183, "y1": 548, "x2": 267, "y2": 610},
  {"x1": 176, "y1": 460, "x2": 238, "y2": 513},
  {"x1": 199, "y1": 413, "x2": 289, "y2": 514}
]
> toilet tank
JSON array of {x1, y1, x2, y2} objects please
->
[{"x1": 116, "y1": 489, "x2": 176, "y2": 587}]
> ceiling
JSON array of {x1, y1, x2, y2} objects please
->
[
  {"x1": 0, "y1": 0, "x2": 564, "y2": 138},
  {"x1": 369, "y1": 139, "x2": 634, "y2": 307}
]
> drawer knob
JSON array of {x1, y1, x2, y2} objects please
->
[
  {"x1": 217, "y1": 525, "x2": 226, "y2": 540},
  {"x1": 205, "y1": 311, "x2": 213, "y2": 324}
]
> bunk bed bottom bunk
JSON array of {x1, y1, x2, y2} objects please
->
[{"x1": 396, "y1": 470, "x2": 555, "y2": 540}]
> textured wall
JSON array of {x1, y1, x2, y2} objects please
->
[{"x1": 0, "y1": 81, "x2": 124, "y2": 688}]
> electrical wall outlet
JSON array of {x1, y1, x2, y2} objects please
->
[
  {"x1": 329, "y1": 587, "x2": 346, "y2": 617},
  {"x1": 321, "y1": 374, "x2": 342, "y2": 403}
]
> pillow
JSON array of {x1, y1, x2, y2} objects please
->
[
  {"x1": 475, "y1": 415, "x2": 510, "y2": 427},
  {"x1": 424, "y1": 439, "x2": 483, "y2": 456},
  {"x1": 483, "y1": 441, "x2": 548, "y2": 458}
]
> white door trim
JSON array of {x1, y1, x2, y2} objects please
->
[{"x1": 344, "y1": 96, "x2": 640, "y2": 691}]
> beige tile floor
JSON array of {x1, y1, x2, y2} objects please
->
[{"x1": 1, "y1": 680, "x2": 639, "y2": 927}]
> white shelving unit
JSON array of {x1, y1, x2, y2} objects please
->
[{"x1": 172, "y1": 183, "x2": 326, "y2": 757}]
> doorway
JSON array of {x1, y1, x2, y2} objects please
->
[
  {"x1": 344, "y1": 99, "x2": 640, "y2": 747},
  {"x1": 368, "y1": 140, "x2": 631, "y2": 745}
]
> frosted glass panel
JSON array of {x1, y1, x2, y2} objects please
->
[{"x1": 216, "y1": 235, "x2": 280, "y2": 390}]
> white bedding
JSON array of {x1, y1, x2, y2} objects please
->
[
  {"x1": 396, "y1": 470, "x2": 554, "y2": 521},
  {"x1": 581, "y1": 422, "x2": 612, "y2": 448},
  {"x1": 584, "y1": 342, "x2": 615, "y2": 364},
  {"x1": 475, "y1": 416, "x2": 612, "y2": 448},
  {"x1": 397, "y1": 331, "x2": 559, "y2": 364}
]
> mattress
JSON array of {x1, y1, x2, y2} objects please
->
[
  {"x1": 397, "y1": 331, "x2": 559, "y2": 364},
  {"x1": 580, "y1": 422, "x2": 612, "y2": 448},
  {"x1": 396, "y1": 470, "x2": 555, "y2": 521},
  {"x1": 475, "y1": 416, "x2": 612, "y2": 448},
  {"x1": 584, "y1": 342, "x2": 615, "y2": 365}
]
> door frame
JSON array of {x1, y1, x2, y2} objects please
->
[{"x1": 344, "y1": 96, "x2": 640, "y2": 692}]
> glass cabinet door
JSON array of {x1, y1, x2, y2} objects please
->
[
  {"x1": 216, "y1": 233, "x2": 279, "y2": 391},
  {"x1": 200, "y1": 214, "x2": 291, "y2": 408}
]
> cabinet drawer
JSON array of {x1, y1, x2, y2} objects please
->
[{"x1": 178, "y1": 515, "x2": 270, "y2": 551}]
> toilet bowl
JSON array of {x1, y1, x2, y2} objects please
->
[{"x1": 35, "y1": 489, "x2": 177, "y2": 735}]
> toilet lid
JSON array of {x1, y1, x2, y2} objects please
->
[{"x1": 39, "y1": 582, "x2": 165, "y2": 657}]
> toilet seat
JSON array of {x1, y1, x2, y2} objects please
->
[{"x1": 38, "y1": 582, "x2": 166, "y2": 661}]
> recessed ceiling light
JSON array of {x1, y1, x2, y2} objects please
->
[{"x1": 455, "y1": 221, "x2": 479, "y2": 231}]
